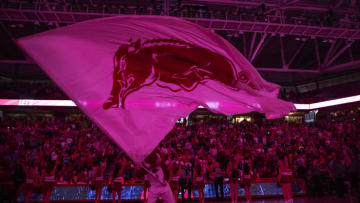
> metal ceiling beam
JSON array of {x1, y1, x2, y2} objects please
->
[
  {"x1": 334, "y1": 0, "x2": 345, "y2": 8},
  {"x1": 250, "y1": 33, "x2": 267, "y2": 63},
  {"x1": 287, "y1": 40, "x2": 306, "y2": 68},
  {"x1": 1, "y1": 8, "x2": 359, "y2": 39},
  {"x1": 187, "y1": 0, "x2": 279, "y2": 7},
  {"x1": 190, "y1": 0, "x2": 351, "y2": 13},
  {"x1": 326, "y1": 42, "x2": 354, "y2": 67},
  {"x1": 285, "y1": 0, "x2": 300, "y2": 6},
  {"x1": 325, "y1": 59, "x2": 360, "y2": 72},
  {"x1": 314, "y1": 38, "x2": 321, "y2": 68},
  {"x1": 279, "y1": 36, "x2": 286, "y2": 69},
  {"x1": 248, "y1": 32, "x2": 257, "y2": 60},
  {"x1": 264, "y1": 8, "x2": 278, "y2": 15},
  {"x1": 264, "y1": 0, "x2": 300, "y2": 15},
  {"x1": 3, "y1": 0, "x2": 358, "y2": 16},
  {"x1": 251, "y1": 34, "x2": 272, "y2": 63},
  {"x1": 349, "y1": 46, "x2": 354, "y2": 62},
  {"x1": 331, "y1": 40, "x2": 345, "y2": 57},
  {"x1": 0, "y1": 4, "x2": 357, "y2": 76},
  {"x1": 322, "y1": 39, "x2": 338, "y2": 68},
  {"x1": 279, "y1": 5, "x2": 348, "y2": 13}
]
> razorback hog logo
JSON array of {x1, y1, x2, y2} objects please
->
[{"x1": 103, "y1": 38, "x2": 258, "y2": 110}]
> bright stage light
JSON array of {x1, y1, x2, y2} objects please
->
[
  {"x1": 294, "y1": 95, "x2": 360, "y2": 110},
  {"x1": 293, "y1": 104, "x2": 310, "y2": 110},
  {"x1": 309, "y1": 95, "x2": 360, "y2": 109}
]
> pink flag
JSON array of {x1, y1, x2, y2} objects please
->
[{"x1": 17, "y1": 15, "x2": 295, "y2": 164}]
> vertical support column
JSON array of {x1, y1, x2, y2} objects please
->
[
  {"x1": 314, "y1": 38, "x2": 321, "y2": 68},
  {"x1": 322, "y1": 39, "x2": 338, "y2": 70},
  {"x1": 279, "y1": 36, "x2": 286, "y2": 69},
  {"x1": 349, "y1": 46, "x2": 354, "y2": 62},
  {"x1": 250, "y1": 33, "x2": 267, "y2": 63},
  {"x1": 327, "y1": 42, "x2": 353, "y2": 66},
  {"x1": 248, "y1": 32, "x2": 257, "y2": 60}
]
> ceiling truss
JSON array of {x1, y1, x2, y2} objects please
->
[
  {"x1": 0, "y1": 8, "x2": 359, "y2": 40},
  {"x1": 0, "y1": 0, "x2": 359, "y2": 82}
]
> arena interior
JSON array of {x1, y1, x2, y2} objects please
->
[{"x1": 1, "y1": 0, "x2": 360, "y2": 203}]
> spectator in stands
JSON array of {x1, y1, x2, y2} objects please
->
[
  {"x1": 310, "y1": 159, "x2": 323, "y2": 197},
  {"x1": 42, "y1": 159, "x2": 58, "y2": 203},
  {"x1": 185, "y1": 162, "x2": 193, "y2": 201},
  {"x1": 178, "y1": 163, "x2": 187, "y2": 201},
  {"x1": 278, "y1": 154, "x2": 293, "y2": 203},
  {"x1": 349, "y1": 154, "x2": 360, "y2": 194},
  {"x1": 23, "y1": 164, "x2": 40, "y2": 203},
  {"x1": 330, "y1": 154, "x2": 346, "y2": 197},
  {"x1": 112, "y1": 160, "x2": 125, "y2": 203},
  {"x1": 168, "y1": 159, "x2": 180, "y2": 203},
  {"x1": 12, "y1": 160, "x2": 26, "y2": 203},
  {"x1": 227, "y1": 157, "x2": 240, "y2": 203},
  {"x1": 193, "y1": 159, "x2": 206, "y2": 203},
  {"x1": 295, "y1": 152, "x2": 306, "y2": 188},
  {"x1": 214, "y1": 161, "x2": 225, "y2": 201},
  {"x1": 94, "y1": 161, "x2": 107, "y2": 203},
  {"x1": 242, "y1": 158, "x2": 252, "y2": 203}
]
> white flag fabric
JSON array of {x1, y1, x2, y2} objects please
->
[{"x1": 17, "y1": 15, "x2": 295, "y2": 164}]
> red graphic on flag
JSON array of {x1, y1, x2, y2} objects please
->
[{"x1": 103, "y1": 39, "x2": 257, "y2": 109}]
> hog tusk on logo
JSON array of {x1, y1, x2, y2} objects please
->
[{"x1": 102, "y1": 38, "x2": 258, "y2": 110}]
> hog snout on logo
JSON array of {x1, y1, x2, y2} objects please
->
[{"x1": 103, "y1": 38, "x2": 257, "y2": 110}]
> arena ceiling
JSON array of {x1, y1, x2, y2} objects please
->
[{"x1": 0, "y1": 0, "x2": 360, "y2": 85}]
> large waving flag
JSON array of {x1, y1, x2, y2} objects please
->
[{"x1": 17, "y1": 15, "x2": 295, "y2": 164}]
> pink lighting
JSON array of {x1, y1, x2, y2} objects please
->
[
  {"x1": 1, "y1": 95, "x2": 360, "y2": 110},
  {"x1": 0, "y1": 99, "x2": 76, "y2": 107}
]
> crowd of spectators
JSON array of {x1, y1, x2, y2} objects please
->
[
  {"x1": 0, "y1": 107, "x2": 359, "y2": 199},
  {"x1": 0, "y1": 82, "x2": 67, "y2": 100}
]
